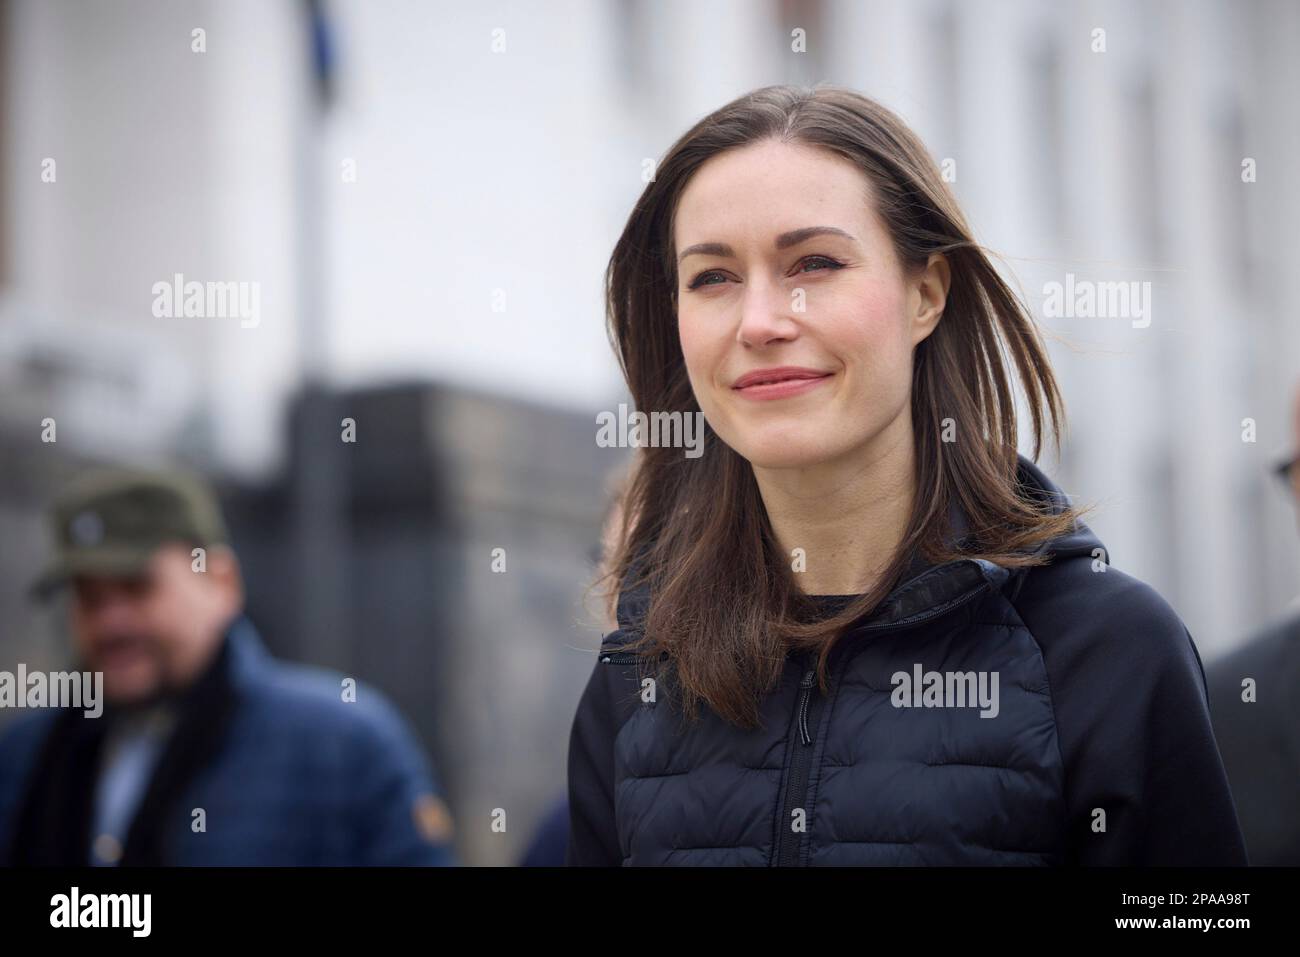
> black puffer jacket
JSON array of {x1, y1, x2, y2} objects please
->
[{"x1": 566, "y1": 455, "x2": 1248, "y2": 865}]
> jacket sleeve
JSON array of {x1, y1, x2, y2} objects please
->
[
  {"x1": 349, "y1": 693, "x2": 457, "y2": 866},
  {"x1": 565, "y1": 658, "x2": 625, "y2": 865},
  {"x1": 0, "y1": 713, "x2": 58, "y2": 866},
  {"x1": 1015, "y1": 565, "x2": 1248, "y2": 865}
]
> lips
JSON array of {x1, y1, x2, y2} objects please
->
[
  {"x1": 94, "y1": 638, "x2": 150, "y2": 671},
  {"x1": 731, "y1": 367, "x2": 832, "y2": 389},
  {"x1": 730, "y1": 366, "x2": 834, "y2": 401}
]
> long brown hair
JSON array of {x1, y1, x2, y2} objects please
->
[{"x1": 601, "y1": 84, "x2": 1084, "y2": 729}]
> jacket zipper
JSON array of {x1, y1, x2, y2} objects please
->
[
  {"x1": 774, "y1": 661, "x2": 827, "y2": 866},
  {"x1": 772, "y1": 576, "x2": 995, "y2": 866}
]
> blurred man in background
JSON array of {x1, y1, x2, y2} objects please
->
[
  {"x1": 0, "y1": 467, "x2": 455, "y2": 866},
  {"x1": 1208, "y1": 385, "x2": 1300, "y2": 865}
]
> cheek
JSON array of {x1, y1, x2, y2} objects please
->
[
  {"x1": 832, "y1": 284, "x2": 913, "y2": 379},
  {"x1": 140, "y1": 587, "x2": 185, "y2": 643},
  {"x1": 677, "y1": 310, "x2": 722, "y2": 390},
  {"x1": 676, "y1": 308, "x2": 704, "y2": 363}
]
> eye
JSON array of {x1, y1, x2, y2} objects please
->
[
  {"x1": 795, "y1": 255, "x2": 845, "y2": 274},
  {"x1": 686, "y1": 256, "x2": 845, "y2": 291},
  {"x1": 686, "y1": 270, "x2": 729, "y2": 290}
]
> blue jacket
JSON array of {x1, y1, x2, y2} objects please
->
[
  {"x1": 518, "y1": 796, "x2": 570, "y2": 867},
  {"x1": 566, "y1": 455, "x2": 1248, "y2": 865},
  {"x1": 0, "y1": 616, "x2": 455, "y2": 866}
]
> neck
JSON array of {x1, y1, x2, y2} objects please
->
[{"x1": 752, "y1": 413, "x2": 916, "y2": 596}]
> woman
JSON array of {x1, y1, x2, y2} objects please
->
[{"x1": 566, "y1": 85, "x2": 1246, "y2": 866}]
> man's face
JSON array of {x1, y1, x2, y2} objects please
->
[{"x1": 70, "y1": 543, "x2": 238, "y2": 707}]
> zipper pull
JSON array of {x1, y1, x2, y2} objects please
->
[
  {"x1": 797, "y1": 669, "x2": 817, "y2": 745},
  {"x1": 600, "y1": 651, "x2": 638, "y2": 664}
]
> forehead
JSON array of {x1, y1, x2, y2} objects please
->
[{"x1": 673, "y1": 139, "x2": 875, "y2": 246}]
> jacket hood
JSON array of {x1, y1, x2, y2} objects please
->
[
  {"x1": 1012, "y1": 454, "x2": 1103, "y2": 561},
  {"x1": 610, "y1": 452, "x2": 1103, "y2": 641}
]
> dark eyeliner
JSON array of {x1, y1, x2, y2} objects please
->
[
  {"x1": 687, "y1": 256, "x2": 844, "y2": 291},
  {"x1": 687, "y1": 270, "x2": 725, "y2": 290},
  {"x1": 796, "y1": 255, "x2": 846, "y2": 273}
]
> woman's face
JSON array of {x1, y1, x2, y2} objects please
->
[{"x1": 673, "y1": 138, "x2": 947, "y2": 471}]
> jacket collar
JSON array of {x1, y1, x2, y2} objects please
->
[
  {"x1": 831, "y1": 453, "x2": 1102, "y2": 629},
  {"x1": 220, "y1": 613, "x2": 272, "y2": 691}
]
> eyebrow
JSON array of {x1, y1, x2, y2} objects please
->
[{"x1": 677, "y1": 226, "x2": 857, "y2": 264}]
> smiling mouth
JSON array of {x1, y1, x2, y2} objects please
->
[{"x1": 731, "y1": 368, "x2": 833, "y2": 400}]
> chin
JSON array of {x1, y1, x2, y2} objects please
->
[
  {"x1": 102, "y1": 671, "x2": 164, "y2": 708},
  {"x1": 732, "y1": 433, "x2": 843, "y2": 470}
]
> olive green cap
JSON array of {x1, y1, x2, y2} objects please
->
[{"x1": 30, "y1": 467, "x2": 229, "y2": 601}]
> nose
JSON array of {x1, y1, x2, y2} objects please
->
[
  {"x1": 78, "y1": 587, "x2": 140, "y2": 636},
  {"x1": 735, "y1": 277, "x2": 800, "y2": 348}
]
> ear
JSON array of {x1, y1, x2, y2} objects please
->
[{"x1": 909, "y1": 252, "x2": 950, "y2": 345}]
